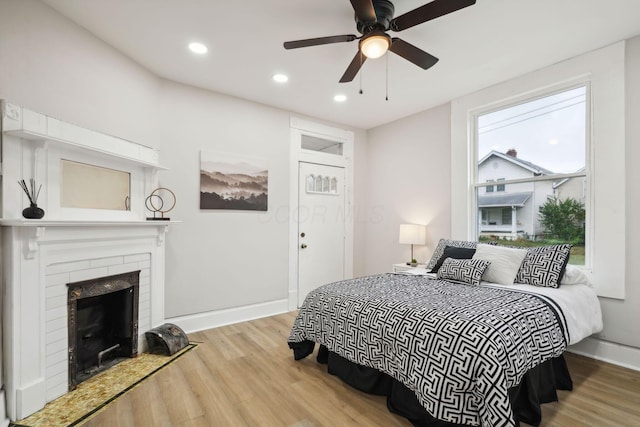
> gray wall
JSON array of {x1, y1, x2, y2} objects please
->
[
  {"x1": 156, "y1": 81, "x2": 291, "y2": 316},
  {"x1": 0, "y1": 0, "x2": 365, "y2": 319},
  {"x1": 597, "y1": 36, "x2": 640, "y2": 348},
  {"x1": 361, "y1": 104, "x2": 452, "y2": 274},
  {"x1": 0, "y1": 0, "x2": 160, "y2": 146}
]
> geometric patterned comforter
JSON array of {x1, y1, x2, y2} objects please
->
[{"x1": 288, "y1": 274, "x2": 568, "y2": 427}]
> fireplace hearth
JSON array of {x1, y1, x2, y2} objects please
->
[{"x1": 67, "y1": 271, "x2": 140, "y2": 390}]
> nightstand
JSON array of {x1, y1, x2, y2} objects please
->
[{"x1": 392, "y1": 263, "x2": 427, "y2": 273}]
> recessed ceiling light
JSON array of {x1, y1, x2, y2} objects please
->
[
  {"x1": 549, "y1": 138, "x2": 559, "y2": 145},
  {"x1": 273, "y1": 74, "x2": 289, "y2": 83},
  {"x1": 334, "y1": 94, "x2": 347, "y2": 102},
  {"x1": 188, "y1": 42, "x2": 208, "y2": 54}
]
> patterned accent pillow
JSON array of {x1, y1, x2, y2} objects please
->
[
  {"x1": 426, "y1": 239, "x2": 495, "y2": 271},
  {"x1": 437, "y1": 258, "x2": 491, "y2": 286},
  {"x1": 515, "y1": 244, "x2": 572, "y2": 288},
  {"x1": 430, "y1": 246, "x2": 476, "y2": 273}
]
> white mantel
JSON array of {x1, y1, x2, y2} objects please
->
[
  {"x1": 1, "y1": 100, "x2": 165, "y2": 222},
  {"x1": 1, "y1": 102, "x2": 171, "y2": 422}
]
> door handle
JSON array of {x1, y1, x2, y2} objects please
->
[{"x1": 301, "y1": 243, "x2": 307, "y2": 249}]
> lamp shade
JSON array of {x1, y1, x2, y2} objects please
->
[{"x1": 399, "y1": 224, "x2": 426, "y2": 245}]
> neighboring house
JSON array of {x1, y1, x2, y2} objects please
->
[
  {"x1": 553, "y1": 167, "x2": 587, "y2": 202},
  {"x1": 477, "y1": 149, "x2": 585, "y2": 240}
]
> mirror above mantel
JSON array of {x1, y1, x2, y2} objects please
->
[
  {"x1": 1, "y1": 100, "x2": 167, "y2": 222},
  {"x1": 61, "y1": 159, "x2": 131, "y2": 211}
]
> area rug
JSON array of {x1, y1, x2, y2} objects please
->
[{"x1": 13, "y1": 343, "x2": 197, "y2": 427}]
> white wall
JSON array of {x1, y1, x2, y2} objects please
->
[
  {"x1": 0, "y1": 0, "x2": 160, "y2": 146},
  {"x1": 361, "y1": 104, "x2": 451, "y2": 274},
  {"x1": 156, "y1": 81, "x2": 292, "y2": 317},
  {"x1": 0, "y1": 0, "x2": 365, "y2": 324},
  {"x1": 597, "y1": 35, "x2": 640, "y2": 348},
  {"x1": 352, "y1": 126, "x2": 369, "y2": 277}
]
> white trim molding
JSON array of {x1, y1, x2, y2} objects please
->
[
  {"x1": 568, "y1": 337, "x2": 640, "y2": 372},
  {"x1": 288, "y1": 117, "x2": 354, "y2": 311},
  {"x1": 1, "y1": 100, "x2": 165, "y2": 222},
  {"x1": 165, "y1": 299, "x2": 289, "y2": 334}
]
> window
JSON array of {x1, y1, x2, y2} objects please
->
[
  {"x1": 474, "y1": 85, "x2": 588, "y2": 265},
  {"x1": 452, "y1": 42, "x2": 626, "y2": 298},
  {"x1": 501, "y1": 208, "x2": 512, "y2": 225},
  {"x1": 301, "y1": 135, "x2": 343, "y2": 155},
  {"x1": 306, "y1": 174, "x2": 340, "y2": 195}
]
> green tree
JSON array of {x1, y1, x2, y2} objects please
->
[{"x1": 539, "y1": 197, "x2": 585, "y2": 244}]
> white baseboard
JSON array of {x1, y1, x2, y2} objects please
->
[
  {"x1": 568, "y1": 336, "x2": 640, "y2": 372},
  {"x1": 164, "y1": 299, "x2": 290, "y2": 334}
]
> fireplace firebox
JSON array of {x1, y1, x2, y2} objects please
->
[{"x1": 67, "y1": 271, "x2": 140, "y2": 389}]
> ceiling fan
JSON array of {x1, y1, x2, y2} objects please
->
[{"x1": 284, "y1": 0, "x2": 476, "y2": 83}]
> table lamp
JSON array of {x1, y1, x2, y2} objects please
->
[{"x1": 399, "y1": 224, "x2": 426, "y2": 265}]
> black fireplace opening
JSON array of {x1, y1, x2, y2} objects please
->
[{"x1": 68, "y1": 271, "x2": 140, "y2": 389}]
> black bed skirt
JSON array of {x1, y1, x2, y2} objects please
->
[{"x1": 295, "y1": 343, "x2": 572, "y2": 427}]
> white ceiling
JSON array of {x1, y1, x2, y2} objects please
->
[{"x1": 41, "y1": 0, "x2": 640, "y2": 130}]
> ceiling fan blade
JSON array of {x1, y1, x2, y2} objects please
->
[
  {"x1": 389, "y1": 38, "x2": 439, "y2": 70},
  {"x1": 349, "y1": 0, "x2": 377, "y2": 23},
  {"x1": 390, "y1": 0, "x2": 476, "y2": 32},
  {"x1": 284, "y1": 34, "x2": 357, "y2": 50},
  {"x1": 339, "y1": 51, "x2": 367, "y2": 83}
]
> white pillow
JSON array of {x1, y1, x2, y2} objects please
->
[
  {"x1": 561, "y1": 264, "x2": 592, "y2": 287},
  {"x1": 472, "y1": 243, "x2": 527, "y2": 285}
]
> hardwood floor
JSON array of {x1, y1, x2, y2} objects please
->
[{"x1": 82, "y1": 312, "x2": 640, "y2": 427}]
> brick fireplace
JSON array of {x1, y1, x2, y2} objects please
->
[
  {"x1": 1, "y1": 101, "x2": 170, "y2": 423},
  {"x1": 1, "y1": 223, "x2": 168, "y2": 420}
]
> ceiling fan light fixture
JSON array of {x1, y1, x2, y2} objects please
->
[{"x1": 360, "y1": 33, "x2": 391, "y2": 59}]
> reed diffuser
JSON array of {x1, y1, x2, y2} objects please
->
[{"x1": 18, "y1": 179, "x2": 45, "y2": 219}]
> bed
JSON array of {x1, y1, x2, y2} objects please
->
[{"x1": 288, "y1": 240, "x2": 602, "y2": 427}]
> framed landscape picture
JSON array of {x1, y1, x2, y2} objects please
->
[{"x1": 200, "y1": 151, "x2": 268, "y2": 211}]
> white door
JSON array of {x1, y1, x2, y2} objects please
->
[{"x1": 298, "y1": 162, "x2": 345, "y2": 306}]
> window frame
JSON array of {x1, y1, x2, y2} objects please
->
[{"x1": 450, "y1": 41, "x2": 626, "y2": 299}]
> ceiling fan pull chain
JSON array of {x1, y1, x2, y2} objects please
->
[
  {"x1": 359, "y1": 52, "x2": 364, "y2": 94},
  {"x1": 385, "y1": 52, "x2": 389, "y2": 101}
]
